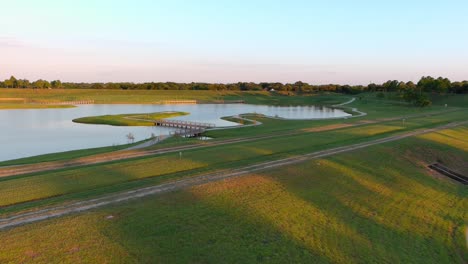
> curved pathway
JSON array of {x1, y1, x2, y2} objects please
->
[
  {"x1": 332, "y1": 97, "x2": 356, "y2": 107},
  {"x1": 332, "y1": 97, "x2": 367, "y2": 118}
]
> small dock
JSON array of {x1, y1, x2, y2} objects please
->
[
  {"x1": 160, "y1": 100, "x2": 197, "y2": 105},
  {"x1": 155, "y1": 119, "x2": 216, "y2": 130},
  {"x1": 30, "y1": 100, "x2": 95, "y2": 105}
]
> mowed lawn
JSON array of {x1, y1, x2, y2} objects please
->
[{"x1": 0, "y1": 126, "x2": 467, "y2": 263}]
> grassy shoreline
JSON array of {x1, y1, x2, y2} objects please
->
[
  {"x1": 0, "y1": 89, "x2": 351, "y2": 106},
  {"x1": 0, "y1": 103, "x2": 75, "y2": 109},
  {"x1": 72, "y1": 111, "x2": 189, "y2": 126}
]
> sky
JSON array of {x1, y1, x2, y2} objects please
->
[{"x1": 1, "y1": 0, "x2": 467, "y2": 84}]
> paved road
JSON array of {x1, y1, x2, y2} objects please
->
[{"x1": 0, "y1": 120, "x2": 465, "y2": 230}]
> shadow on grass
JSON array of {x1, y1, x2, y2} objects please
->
[{"x1": 270, "y1": 146, "x2": 467, "y2": 263}]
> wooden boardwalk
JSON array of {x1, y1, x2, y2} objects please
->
[
  {"x1": 159, "y1": 100, "x2": 245, "y2": 105},
  {"x1": 155, "y1": 119, "x2": 215, "y2": 129},
  {"x1": 156, "y1": 119, "x2": 215, "y2": 138},
  {"x1": 160, "y1": 100, "x2": 197, "y2": 105},
  {"x1": 31, "y1": 100, "x2": 95, "y2": 105}
]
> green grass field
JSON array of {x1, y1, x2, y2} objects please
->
[
  {"x1": 0, "y1": 89, "x2": 260, "y2": 104},
  {"x1": 0, "y1": 91, "x2": 466, "y2": 263},
  {"x1": 0, "y1": 126, "x2": 466, "y2": 263},
  {"x1": 72, "y1": 111, "x2": 189, "y2": 126},
  {"x1": 0, "y1": 109, "x2": 466, "y2": 211}
]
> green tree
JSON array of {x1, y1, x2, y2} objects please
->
[
  {"x1": 434, "y1": 77, "x2": 450, "y2": 93},
  {"x1": 33, "y1": 79, "x2": 51, "y2": 89},
  {"x1": 4, "y1": 76, "x2": 17, "y2": 88},
  {"x1": 382, "y1": 80, "x2": 399, "y2": 92},
  {"x1": 90, "y1": 83, "x2": 104, "y2": 89},
  {"x1": 51, "y1": 80, "x2": 62, "y2": 89}
]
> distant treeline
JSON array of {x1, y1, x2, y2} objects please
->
[{"x1": 1, "y1": 76, "x2": 467, "y2": 95}]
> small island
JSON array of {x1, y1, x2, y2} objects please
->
[{"x1": 73, "y1": 111, "x2": 189, "y2": 126}]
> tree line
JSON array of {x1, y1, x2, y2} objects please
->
[
  {"x1": 0, "y1": 76, "x2": 63, "y2": 89},
  {"x1": 1, "y1": 75, "x2": 467, "y2": 95}
]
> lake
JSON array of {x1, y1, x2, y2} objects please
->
[{"x1": 0, "y1": 104, "x2": 350, "y2": 161}]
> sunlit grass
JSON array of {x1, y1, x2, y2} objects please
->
[
  {"x1": 345, "y1": 124, "x2": 404, "y2": 136},
  {"x1": 1, "y1": 126, "x2": 466, "y2": 263},
  {"x1": 0, "y1": 156, "x2": 207, "y2": 206},
  {"x1": 418, "y1": 127, "x2": 468, "y2": 151},
  {"x1": 191, "y1": 175, "x2": 372, "y2": 263},
  {"x1": 0, "y1": 213, "x2": 130, "y2": 263}
]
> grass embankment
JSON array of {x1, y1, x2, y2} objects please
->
[
  {"x1": 0, "y1": 110, "x2": 466, "y2": 211},
  {"x1": 0, "y1": 89, "x2": 257, "y2": 104},
  {"x1": 0, "y1": 103, "x2": 74, "y2": 109},
  {"x1": 0, "y1": 126, "x2": 466, "y2": 263},
  {"x1": 0, "y1": 141, "x2": 152, "y2": 167},
  {"x1": 1, "y1": 89, "x2": 466, "y2": 108},
  {"x1": 0, "y1": 88, "x2": 358, "y2": 106},
  {"x1": 72, "y1": 111, "x2": 189, "y2": 126}
]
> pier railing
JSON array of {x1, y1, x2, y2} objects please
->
[{"x1": 155, "y1": 119, "x2": 216, "y2": 129}]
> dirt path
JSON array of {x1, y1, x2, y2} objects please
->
[
  {"x1": 0, "y1": 109, "x2": 461, "y2": 178},
  {"x1": 0, "y1": 120, "x2": 466, "y2": 230}
]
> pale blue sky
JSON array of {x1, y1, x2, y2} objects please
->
[{"x1": 1, "y1": 0, "x2": 467, "y2": 84}]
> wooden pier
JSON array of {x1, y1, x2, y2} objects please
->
[
  {"x1": 158, "y1": 100, "x2": 245, "y2": 105},
  {"x1": 160, "y1": 100, "x2": 197, "y2": 105},
  {"x1": 155, "y1": 119, "x2": 216, "y2": 130},
  {"x1": 30, "y1": 100, "x2": 95, "y2": 105}
]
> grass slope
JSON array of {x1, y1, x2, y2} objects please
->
[
  {"x1": 0, "y1": 141, "x2": 150, "y2": 167},
  {"x1": 0, "y1": 103, "x2": 74, "y2": 109},
  {"x1": 0, "y1": 126, "x2": 466, "y2": 263},
  {"x1": 0, "y1": 111, "x2": 466, "y2": 211}
]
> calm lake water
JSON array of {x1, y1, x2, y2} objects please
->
[{"x1": 0, "y1": 104, "x2": 350, "y2": 162}]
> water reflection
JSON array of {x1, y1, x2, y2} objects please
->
[{"x1": 0, "y1": 104, "x2": 350, "y2": 161}]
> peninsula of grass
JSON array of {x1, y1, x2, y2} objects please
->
[
  {"x1": 72, "y1": 111, "x2": 189, "y2": 126},
  {"x1": 221, "y1": 115, "x2": 257, "y2": 126}
]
